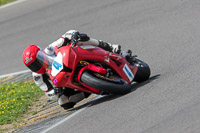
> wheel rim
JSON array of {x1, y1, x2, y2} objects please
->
[{"x1": 94, "y1": 73, "x2": 124, "y2": 84}]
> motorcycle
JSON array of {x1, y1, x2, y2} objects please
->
[{"x1": 45, "y1": 41, "x2": 151, "y2": 95}]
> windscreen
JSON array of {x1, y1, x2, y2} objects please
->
[{"x1": 36, "y1": 50, "x2": 54, "y2": 70}]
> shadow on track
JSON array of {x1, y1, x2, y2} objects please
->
[
  {"x1": 68, "y1": 74, "x2": 160, "y2": 111},
  {"x1": 130, "y1": 74, "x2": 161, "y2": 92}
]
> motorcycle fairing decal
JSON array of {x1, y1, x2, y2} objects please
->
[
  {"x1": 53, "y1": 61, "x2": 62, "y2": 70},
  {"x1": 123, "y1": 64, "x2": 134, "y2": 82},
  {"x1": 104, "y1": 55, "x2": 110, "y2": 63},
  {"x1": 25, "y1": 57, "x2": 32, "y2": 64},
  {"x1": 51, "y1": 52, "x2": 63, "y2": 76},
  {"x1": 80, "y1": 45, "x2": 95, "y2": 49},
  {"x1": 53, "y1": 78, "x2": 58, "y2": 85},
  {"x1": 109, "y1": 53, "x2": 122, "y2": 60}
]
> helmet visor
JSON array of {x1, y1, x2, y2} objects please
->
[
  {"x1": 27, "y1": 50, "x2": 54, "y2": 72},
  {"x1": 37, "y1": 50, "x2": 54, "y2": 69}
]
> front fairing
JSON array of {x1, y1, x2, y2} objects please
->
[
  {"x1": 48, "y1": 44, "x2": 137, "y2": 89},
  {"x1": 47, "y1": 44, "x2": 107, "y2": 88}
]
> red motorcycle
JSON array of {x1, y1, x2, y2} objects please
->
[{"x1": 45, "y1": 42, "x2": 150, "y2": 95}]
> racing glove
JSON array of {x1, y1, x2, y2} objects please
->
[{"x1": 71, "y1": 32, "x2": 81, "y2": 46}]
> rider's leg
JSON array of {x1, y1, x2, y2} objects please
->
[
  {"x1": 98, "y1": 40, "x2": 121, "y2": 54},
  {"x1": 78, "y1": 37, "x2": 121, "y2": 54}
]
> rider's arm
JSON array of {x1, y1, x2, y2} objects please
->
[
  {"x1": 63, "y1": 30, "x2": 100, "y2": 46},
  {"x1": 44, "y1": 37, "x2": 65, "y2": 55},
  {"x1": 73, "y1": 32, "x2": 99, "y2": 45},
  {"x1": 77, "y1": 36, "x2": 99, "y2": 46},
  {"x1": 44, "y1": 30, "x2": 100, "y2": 55}
]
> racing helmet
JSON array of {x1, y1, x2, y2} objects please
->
[{"x1": 22, "y1": 45, "x2": 53, "y2": 74}]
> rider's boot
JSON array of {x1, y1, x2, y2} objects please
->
[
  {"x1": 60, "y1": 91, "x2": 90, "y2": 110},
  {"x1": 98, "y1": 40, "x2": 121, "y2": 54},
  {"x1": 55, "y1": 87, "x2": 86, "y2": 110}
]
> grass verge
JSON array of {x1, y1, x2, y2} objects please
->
[
  {"x1": 0, "y1": 81, "x2": 43, "y2": 125},
  {"x1": 0, "y1": 0, "x2": 16, "y2": 6}
]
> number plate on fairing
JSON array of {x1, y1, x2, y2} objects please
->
[
  {"x1": 123, "y1": 64, "x2": 134, "y2": 82},
  {"x1": 51, "y1": 52, "x2": 63, "y2": 76}
]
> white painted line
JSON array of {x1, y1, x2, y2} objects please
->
[
  {"x1": 41, "y1": 108, "x2": 86, "y2": 133},
  {"x1": 41, "y1": 95, "x2": 102, "y2": 133},
  {"x1": 0, "y1": 0, "x2": 27, "y2": 9},
  {"x1": 0, "y1": 70, "x2": 30, "y2": 78}
]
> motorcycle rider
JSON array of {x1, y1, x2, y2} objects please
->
[{"x1": 22, "y1": 30, "x2": 121, "y2": 109}]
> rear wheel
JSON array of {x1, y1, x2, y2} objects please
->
[
  {"x1": 131, "y1": 58, "x2": 151, "y2": 83},
  {"x1": 81, "y1": 71, "x2": 131, "y2": 94}
]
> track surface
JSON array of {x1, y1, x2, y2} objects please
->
[{"x1": 1, "y1": 0, "x2": 200, "y2": 133}]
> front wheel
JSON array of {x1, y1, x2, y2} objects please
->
[
  {"x1": 131, "y1": 58, "x2": 151, "y2": 83},
  {"x1": 80, "y1": 71, "x2": 131, "y2": 94}
]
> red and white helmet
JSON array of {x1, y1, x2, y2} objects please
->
[{"x1": 22, "y1": 45, "x2": 52, "y2": 74}]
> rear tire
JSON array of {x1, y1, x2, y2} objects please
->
[
  {"x1": 81, "y1": 71, "x2": 131, "y2": 94},
  {"x1": 131, "y1": 59, "x2": 151, "y2": 83}
]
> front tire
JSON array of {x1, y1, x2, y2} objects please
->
[
  {"x1": 131, "y1": 59, "x2": 151, "y2": 83},
  {"x1": 81, "y1": 71, "x2": 131, "y2": 94}
]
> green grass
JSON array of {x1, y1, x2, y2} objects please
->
[
  {"x1": 0, "y1": 0, "x2": 16, "y2": 6},
  {"x1": 0, "y1": 81, "x2": 43, "y2": 125}
]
